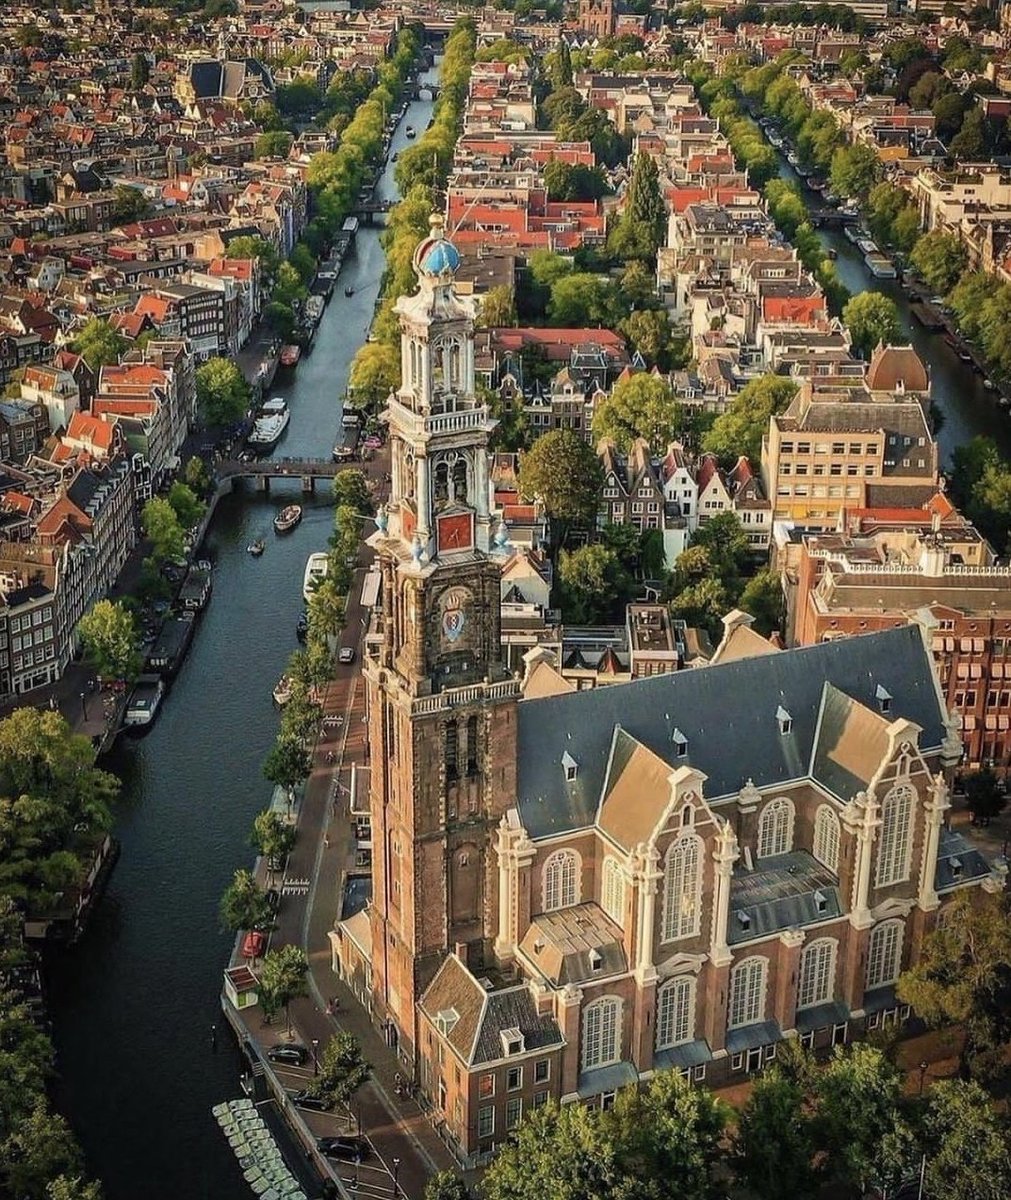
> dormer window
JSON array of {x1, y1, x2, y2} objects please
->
[
  {"x1": 501, "y1": 1027, "x2": 525, "y2": 1056},
  {"x1": 736, "y1": 910, "x2": 751, "y2": 931},
  {"x1": 814, "y1": 889, "x2": 828, "y2": 914},
  {"x1": 435, "y1": 1008, "x2": 460, "y2": 1037},
  {"x1": 950, "y1": 856, "x2": 963, "y2": 880},
  {"x1": 589, "y1": 948, "x2": 603, "y2": 973},
  {"x1": 562, "y1": 751, "x2": 578, "y2": 782},
  {"x1": 776, "y1": 706, "x2": 793, "y2": 735},
  {"x1": 672, "y1": 728, "x2": 688, "y2": 758},
  {"x1": 876, "y1": 684, "x2": 892, "y2": 715}
]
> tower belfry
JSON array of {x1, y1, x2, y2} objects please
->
[{"x1": 364, "y1": 215, "x2": 519, "y2": 1062}]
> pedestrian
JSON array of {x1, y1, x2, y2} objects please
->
[{"x1": 324, "y1": 834, "x2": 330, "y2": 848}]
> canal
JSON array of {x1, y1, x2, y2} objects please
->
[
  {"x1": 777, "y1": 158, "x2": 1011, "y2": 465},
  {"x1": 46, "y1": 70, "x2": 437, "y2": 1200}
]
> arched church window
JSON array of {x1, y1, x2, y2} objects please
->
[
  {"x1": 403, "y1": 451, "x2": 416, "y2": 500},
  {"x1": 432, "y1": 340, "x2": 446, "y2": 390},
  {"x1": 452, "y1": 458, "x2": 468, "y2": 504},
  {"x1": 434, "y1": 460, "x2": 450, "y2": 509},
  {"x1": 447, "y1": 339, "x2": 461, "y2": 389}
]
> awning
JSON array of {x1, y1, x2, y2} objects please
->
[
  {"x1": 725, "y1": 1020, "x2": 782, "y2": 1054},
  {"x1": 653, "y1": 1038, "x2": 712, "y2": 1071},
  {"x1": 861, "y1": 985, "x2": 897, "y2": 1014},
  {"x1": 795, "y1": 1000, "x2": 850, "y2": 1033},
  {"x1": 576, "y1": 1061, "x2": 637, "y2": 1099}
]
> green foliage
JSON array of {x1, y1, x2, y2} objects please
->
[
  {"x1": 225, "y1": 236, "x2": 279, "y2": 288},
  {"x1": 910, "y1": 230, "x2": 968, "y2": 295},
  {"x1": 423, "y1": 1172, "x2": 469, "y2": 1200},
  {"x1": 183, "y1": 455, "x2": 211, "y2": 496},
  {"x1": 963, "y1": 767, "x2": 1007, "y2": 823},
  {"x1": 948, "y1": 436, "x2": 1011, "y2": 551},
  {"x1": 195, "y1": 358, "x2": 250, "y2": 427},
  {"x1": 3, "y1": 1103, "x2": 84, "y2": 1200},
  {"x1": 898, "y1": 890, "x2": 1011, "y2": 1085},
  {"x1": 829, "y1": 142, "x2": 880, "y2": 200},
  {"x1": 737, "y1": 568, "x2": 784, "y2": 636},
  {"x1": 477, "y1": 285, "x2": 517, "y2": 328},
  {"x1": 518, "y1": 429, "x2": 604, "y2": 539},
  {"x1": 592, "y1": 374, "x2": 680, "y2": 452},
  {"x1": 254, "y1": 130, "x2": 293, "y2": 160},
  {"x1": 111, "y1": 185, "x2": 151, "y2": 224},
  {"x1": 332, "y1": 469, "x2": 372, "y2": 515},
  {"x1": 619, "y1": 308, "x2": 684, "y2": 370},
  {"x1": 557, "y1": 543, "x2": 634, "y2": 623},
  {"x1": 77, "y1": 599, "x2": 139, "y2": 681},
  {"x1": 842, "y1": 291, "x2": 901, "y2": 358},
  {"x1": 140, "y1": 497, "x2": 184, "y2": 563},
  {"x1": 921, "y1": 1079, "x2": 1011, "y2": 1200},
  {"x1": 251, "y1": 809, "x2": 296, "y2": 873},
  {"x1": 733, "y1": 1069, "x2": 815, "y2": 1200},
  {"x1": 263, "y1": 735, "x2": 313, "y2": 799},
  {"x1": 259, "y1": 944, "x2": 309, "y2": 1036},
  {"x1": 275, "y1": 76, "x2": 322, "y2": 118},
  {"x1": 311, "y1": 1031, "x2": 370, "y2": 1106},
  {"x1": 612, "y1": 151, "x2": 666, "y2": 263},
  {"x1": 548, "y1": 272, "x2": 614, "y2": 326},
  {"x1": 543, "y1": 161, "x2": 609, "y2": 202},
  {"x1": 703, "y1": 375, "x2": 797, "y2": 465},
  {"x1": 219, "y1": 868, "x2": 275, "y2": 936},
  {"x1": 166, "y1": 481, "x2": 204, "y2": 529},
  {"x1": 131, "y1": 52, "x2": 150, "y2": 90},
  {"x1": 71, "y1": 318, "x2": 126, "y2": 371}
]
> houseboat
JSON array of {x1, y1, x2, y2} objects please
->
[
  {"x1": 865, "y1": 253, "x2": 897, "y2": 279},
  {"x1": 179, "y1": 564, "x2": 212, "y2": 612},
  {"x1": 248, "y1": 398, "x2": 290, "y2": 449},
  {"x1": 124, "y1": 675, "x2": 165, "y2": 731},
  {"x1": 273, "y1": 504, "x2": 302, "y2": 534},
  {"x1": 303, "y1": 552, "x2": 329, "y2": 603},
  {"x1": 247, "y1": 538, "x2": 265, "y2": 557},
  {"x1": 147, "y1": 612, "x2": 196, "y2": 676},
  {"x1": 305, "y1": 295, "x2": 325, "y2": 325},
  {"x1": 279, "y1": 345, "x2": 301, "y2": 369}
]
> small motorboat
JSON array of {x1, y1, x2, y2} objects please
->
[
  {"x1": 405, "y1": 127, "x2": 416, "y2": 139},
  {"x1": 280, "y1": 345, "x2": 301, "y2": 369},
  {"x1": 273, "y1": 675, "x2": 293, "y2": 706},
  {"x1": 344, "y1": 285, "x2": 354, "y2": 297},
  {"x1": 332, "y1": 443, "x2": 355, "y2": 462},
  {"x1": 303, "y1": 552, "x2": 329, "y2": 602},
  {"x1": 296, "y1": 612, "x2": 309, "y2": 643},
  {"x1": 274, "y1": 504, "x2": 302, "y2": 534},
  {"x1": 247, "y1": 539, "x2": 265, "y2": 557},
  {"x1": 984, "y1": 378, "x2": 996, "y2": 392}
]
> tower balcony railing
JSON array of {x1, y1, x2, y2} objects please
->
[
  {"x1": 410, "y1": 676, "x2": 520, "y2": 715},
  {"x1": 389, "y1": 397, "x2": 491, "y2": 441}
]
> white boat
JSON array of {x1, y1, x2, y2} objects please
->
[
  {"x1": 305, "y1": 296, "x2": 324, "y2": 324},
  {"x1": 342, "y1": 411, "x2": 361, "y2": 428},
  {"x1": 856, "y1": 238, "x2": 879, "y2": 255},
  {"x1": 865, "y1": 253, "x2": 897, "y2": 278},
  {"x1": 124, "y1": 675, "x2": 165, "y2": 730},
  {"x1": 303, "y1": 552, "x2": 329, "y2": 602},
  {"x1": 248, "y1": 397, "x2": 290, "y2": 448},
  {"x1": 273, "y1": 675, "x2": 294, "y2": 706}
]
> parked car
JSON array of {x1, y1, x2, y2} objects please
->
[
  {"x1": 317, "y1": 1136, "x2": 368, "y2": 1162},
  {"x1": 266, "y1": 1043, "x2": 309, "y2": 1066},
  {"x1": 293, "y1": 1089, "x2": 333, "y2": 1112},
  {"x1": 338, "y1": 647, "x2": 355, "y2": 664}
]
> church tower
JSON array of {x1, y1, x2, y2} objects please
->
[{"x1": 364, "y1": 215, "x2": 519, "y2": 1063}]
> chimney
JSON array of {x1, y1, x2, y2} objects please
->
[{"x1": 454, "y1": 941, "x2": 469, "y2": 966}]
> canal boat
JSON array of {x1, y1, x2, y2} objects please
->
[
  {"x1": 279, "y1": 345, "x2": 301, "y2": 369},
  {"x1": 247, "y1": 538, "x2": 265, "y2": 557},
  {"x1": 147, "y1": 612, "x2": 196, "y2": 676},
  {"x1": 273, "y1": 675, "x2": 294, "y2": 706},
  {"x1": 342, "y1": 411, "x2": 361, "y2": 429},
  {"x1": 786, "y1": 150, "x2": 799, "y2": 167},
  {"x1": 179, "y1": 564, "x2": 212, "y2": 612},
  {"x1": 406, "y1": 125, "x2": 416, "y2": 138},
  {"x1": 305, "y1": 295, "x2": 325, "y2": 324},
  {"x1": 303, "y1": 552, "x2": 329, "y2": 602},
  {"x1": 958, "y1": 348, "x2": 973, "y2": 363},
  {"x1": 296, "y1": 611, "x2": 309, "y2": 643},
  {"x1": 248, "y1": 397, "x2": 290, "y2": 449},
  {"x1": 984, "y1": 378, "x2": 997, "y2": 391},
  {"x1": 826, "y1": 247, "x2": 838, "y2": 260},
  {"x1": 865, "y1": 253, "x2": 897, "y2": 279},
  {"x1": 332, "y1": 443, "x2": 355, "y2": 462},
  {"x1": 124, "y1": 675, "x2": 165, "y2": 731},
  {"x1": 345, "y1": 285, "x2": 355, "y2": 297},
  {"x1": 856, "y1": 238, "x2": 879, "y2": 256},
  {"x1": 273, "y1": 504, "x2": 302, "y2": 534},
  {"x1": 844, "y1": 224, "x2": 866, "y2": 244}
]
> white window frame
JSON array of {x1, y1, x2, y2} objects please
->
[
  {"x1": 813, "y1": 805, "x2": 840, "y2": 873},
  {"x1": 543, "y1": 849, "x2": 580, "y2": 912},
  {"x1": 797, "y1": 938, "x2": 837, "y2": 1011},
  {"x1": 757, "y1": 797, "x2": 794, "y2": 859},
  {"x1": 601, "y1": 856, "x2": 625, "y2": 925},
  {"x1": 661, "y1": 833, "x2": 702, "y2": 942},
  {"x1": 478, "y1": 1105, "x2": 495, "y2": 1139},
  {"x1": 582, "y1": 995, "x2": 621, "y2": 1071},
  {"x1": 876, "y1": 785, "x2": 914, "y2": 887},
  {"x1": 865, "y1": 919, "x2": 904, "y2": 989},
  {"x1": 656, "y1": 975, "x2": 696, "y2": 1050},
  {"x1": 728, "y1": 957, "x2": 767, "y2": 1029},
  {"x1": 505, "y1": 1096, "x2": 523, "y2": 1130}
]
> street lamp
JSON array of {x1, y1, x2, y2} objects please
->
[
  {"x1": 312, "y1": 1037, "x2": 320, "y2": 1077},
  {"x1": 80, "y1": 691, "x2": 88, "y2": 720},
  {"x1": 918, "y1": 1060, "x2": 929, "y2": 1095},
  {"x1": 391, "y1": 1157, "x2": 400, "y2": 1198}
]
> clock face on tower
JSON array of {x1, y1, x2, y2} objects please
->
[{"x1": 437, "y1": 511, "x2": 474, "y2": 554}]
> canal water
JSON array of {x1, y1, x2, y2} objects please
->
[
  {"x1": 46, "y1": 72, "x2": 436, "y2": 1200},
  {"x1": 777, "y1": 158, "x2": 1011, "y2": 465}
]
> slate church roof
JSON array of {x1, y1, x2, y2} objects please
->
[{"x1": 515, "y1": 625, "x2": 946, "y2": 839}]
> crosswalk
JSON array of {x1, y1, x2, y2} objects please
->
[{"x1": 281, "y1": 878, "x2": 310, "y2": 896}]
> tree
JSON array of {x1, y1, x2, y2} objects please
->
[
  {"x1": 483, "y1": 1101, "x2": 619, "y2": 1200},
  {"x1": 921, "y1": 1079, "x2": 1011, "y2": 1200},
  {"x1": 111, "y1": 185, "x2": 151, "y2": 224},
  {"x1": 348, "y1": 342, "x2": 399, "y2": 409},
  {"x1": 219, "y1": 868, "x2": 275, "y2": 936},
  {"x1": 46, "y1": 1178, "x2": 103, "y2": 1200},
  {"x1": 332, "y1": 469, "x2": 373, "y2": 515},
  {"x1": 141, "y1": 497, "x2": 184, "y2": 562},
  {"x1": 692, "y1": 512, "x2": 750, "y2": 580},
  {"x1": 225, "y1": 236, "x2": 280, "y2": 288},
  {"x1": 251, "y1": 810, "x2": 296, "y2": 875},
  {"x1": 813, "y1": 1044, "x2": 917, "y2": 1196},
  {"x1": 548, "y1": 272, "x2": 614, "y2": 326},
  {"x1": 738, "y1": 568, "x2": 784, "y2": 636},
  {"x1": 703, "y1": 375, "x2": 797, "y2": 464},
  {"x1": 592, "y1": 375, "x2": 680, "y2": 452},
  {"x1": 908, "y1": 70, "x2": 946, "y2": 110},
  {"x1": 254, "y1": 130, "x2": 293, "y2": 160},
  {"x1": 963, "y1": 767, "x2": 1007, "y2": 824},
  {"x1": 130, "y1": 52, "x2": 149, "y2": 90},
  {"x1": 623, "y1": 151, "x2": 666, "y2": 256},
  {"x1": 910, "y1": 230, "x2": 968, "y2": 295},
  {"x1": 259, "y1": 944, "x2": 309, "y2": 1037},
  {"x1": 732, "y1": 1069, "x2": 815, "y2": 1200},
  {"x1": 619, "y1": 309, "x2": 679, "y2": 369},
  {"x1": 311, "y1": 1031, "x2": 370, "y2": 1106},
  {"x1": 166, "y1": 481, "x2": 204, "y2": 529},
  {"x1": 195, "y1": 358, "x2": 250, "y2": 427},
  {"x1": 77, "y1": 599, "x2": 139, "y2": 681},
  {"x1": 183, "y1": 455, "x2": 211, "y2": 496},
  {"x1": 518, "y1": 429, "x2": 604, "y2": 544},
  {"x1": 557, "y1": 544, "x2": 634, "y2": 623},
  {"x1": 424, "y1": 1172, "x2": 469, "y2": 1200},
  {"x1": 842, "y1": 292, "x2": 901, "y2": 358},
  {"x1": 1, "y1": 1103, "x2": 84, "y2": 1200},
  {"x1": 72, "y1": 318, "x2": 126, "y2": 371},
  {"x1": 951, "y1": 107, "x2": 987, "y2": 159},
  {"x1": 897, "y1": 890, "x2": 1011, "y2": 1084},
  {"x1": 829, "y1": 142, "x2": 880, "y2": 200},
  {"x1": 477, "y1": 285, "x2": 517, "y2": 328},
  {"x1": 263, "y1": 736, "x2": 313, "y2": 806}
]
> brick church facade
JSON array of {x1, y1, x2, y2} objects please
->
[{"x1": 357, "y1": 217, "x2": 1006, "y2": 1166}]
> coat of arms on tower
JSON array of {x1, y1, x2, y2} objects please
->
[{"x1": 439, "y1": 586, "x2": 471, "y2": 645}]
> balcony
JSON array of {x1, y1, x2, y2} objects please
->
[{"x1": 388, "y1": 397, "x2": 492, "y2": 442}]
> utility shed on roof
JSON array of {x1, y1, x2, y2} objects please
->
[{"x1": 515, "y1": 625, "x2": 946, "y2": 839}]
